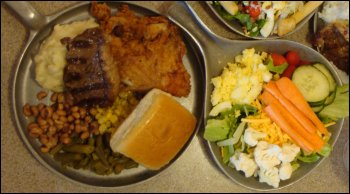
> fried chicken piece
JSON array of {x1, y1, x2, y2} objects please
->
[{"x1": 91, "y1": 3, "x2": 191, "y2": 97}]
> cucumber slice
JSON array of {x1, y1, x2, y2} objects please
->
[
  {"x1": 292, "y1": 65, "x2": 330, "y2": 102},
  {"x1": 308, "y1": 99, "x2": 325, "y2": 107},
  {"x1": 311, "y1": 105, "x2": 324, "y2": 113},
  {"x1": 313, "y1": 63, "x2": 336, "y2": 92},
  {"x1": 324, "y1": 89, "x2": 336, "y2": 105}
]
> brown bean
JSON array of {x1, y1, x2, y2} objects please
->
[
  {"x1": 23, "y1": 103, "x2": 32, "y2": 116},
  {"x1": 67, "y1": 115, "x2": 74, "y2": 122},
  {"x1": 40, "y1": 107, "x2": 52, "y2": 119},
  {"x1": 84, "y1": 116, "x2": 92, "y2": 123},
  {"x1": 40, "y1": 146, "x2": 50, "y2": 153},
  {"x1": 37, "y1": 116, "x2": 47, "y2": 126},
  {"x1": 79, "y1": 108, "x2": 87, "y2": 118},
  {"x1": 56, "y1": 123, "x2": 64, "y2": 130},
  {"x1": 39, "y1": 135, "x2": 49, "y2": 145},
  {"x1": 57, "y1": 110, "x2": 66, "y2": 116},
  {"x1": 50, "y1": 92, "x2": 58, "y2": 102},
  {"x1": 57, "y1": 93, "x2": 65, "y2": 103},
  {"x1": 47, "y1": 126, "x2": 57, "y2": 136},
  {"x1": 75, "y1": 124, "x2": 82, "y2": 133},
  {"x1": 29, "y1": 127, "x2": 42, "y2": 138},
  {"x1": 89, "y1": 108, "x2": 97, "y2": 116},
  {"x1": 37, "y1": 103, "x2": 46, "y2": 111},
  {"x1": 27, "y1": 122, "x2": 39, "y2": 130},
  {"x1": 47, "y1": 135, "x2": 58, "y2": 148},
  {"x1": 72, "y1": 112, "x2": 80, "y2": 119},
  {"x1": 80, "y1": 131, "x2": 90, "y2": 139},
  {"x1": 74, "y1": 119, "x2": 81, "y2": 125},
  {"x1": 57, "y1": 104, "x2": 64, "y2": 111},
  {"x1": 71, "y1": 106, "x2": 79, "y2": 113},
  {"x1": 69, "y1": 124, "x2": 75, "y2": 131},
  {"x1": 40, "y1": 124, "x2": 49, "y2": 132},
  {"x1": 52, "y1": 112, "x2": 59, "y2": 120},
  {"x1": 37, "y1": 91, "x2": 48, "y2": 100},
  {"x1": 81, "y1": 125, "x2": 88, "y2": 132},
  {"x1": 47, "y1": 118, "x2": 54, "y2": 126},
  {"x1": 91, "y1": 128, "x2": 100, "y2": 135},
  {"x1": 60, "y1": 134, "x2": 71, "y2": 144},
  {"x1": 59, "y1": 116, "x2": 67, "y2": 123},
  {"x1": 30, "y1": 106, "x2": 39, "y2": 117}
]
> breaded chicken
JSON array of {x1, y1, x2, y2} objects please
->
[{"x1": 91, "y1": 2, "x2": 191, "y2": 97}]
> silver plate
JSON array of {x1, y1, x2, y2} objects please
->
[
  {"x1": 10, "y1": 1, "x2": 206, "y2": 187},
  {"x1": 206, "y1": 1, "x2": 316, "y2": 40}
]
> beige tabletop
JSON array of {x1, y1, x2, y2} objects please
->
[{"x1": 1, "y1": 1, "x2": 349, "y2": 193}]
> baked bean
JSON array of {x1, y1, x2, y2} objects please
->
[
  {"x1": 69, "y1": 124, "x2": 75, "y2": 131},
  {"x1": 30, "y1": 106, "x2": 39, "y2": 117},
  {"x1": 80, "y1": 131, "x2": 90, "y2": 139},
  {"x1": 57, "y1": 93, "x2": 65, "y2": 103},
  {"x1": 23, "y1": 103, "x2": 32, "y2": 116},
  {"x1": 57, "y1": 103, "x2": 64, "y2": 111},
  {"x1": 27, "y1": 122, "x2": 39, "y2": 130},
  {"x1": 74, "y1": 119, "x2": 81, "y2": 125},
  {"x1": 67, "y1": 115, "x2": 74, "y2": 122},
  {"x1": 29, "y1": 127, "x2": 42, "y2": 138},
  {"x1": 57, "y1": 110, "x2": 66, "y2": 116},
  {"x1": 40, "y1": 124, "x2": 49, "y2": 132},
  {"x1": 50, "y1": 92, "x2": 58, "y2": 102},
  {"x1": 47, "y1": 118, "x2": 54, "y2": 126},
  {"x1": 72, "y1": 112, "x2": 80, "y2": 119},
  {"x1": 40, "y1": 146, "x2": 50, "y2": 153},
  {"x1": 37, "y1": 116, "x2": 47, "y2": 126},
  {"x1": 75, "y1": 124, "x2": 82, "y2": 134},
  {"x1": 39, "y1": 135, "x2": 49, "y2": 145},
  {"x1": 59, "y1": 116, "x2": 67, "y2": 123},
  {"x1": 71, "y1": 106, "x2": 79, "y2": 113},
  {"x1": 89, "y1": 108, "x2": 97, "y2": 116},
  {"x1": 37, "y1": 91, "x2": 48, "y2": 100},
  {"x1": 84, "y1": 116, "x2": 92, "y2": 123},
  {"x1": 60, "y1": 134, "x2": 71, "y2": 144},
  {"x1": 79, "y1": 108, "x2": 87, "y2": 118},
  {"x1": 47, "y1": 126, "x2": 57, "y2": 136}
]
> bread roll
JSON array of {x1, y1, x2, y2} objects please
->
[{"x1": 109, "y1": 88, "x2": 197, "y2": 170}]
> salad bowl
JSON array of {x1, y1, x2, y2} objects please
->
[{"x1": 169, "y1": 2, "x2": 346, "y2": 190}]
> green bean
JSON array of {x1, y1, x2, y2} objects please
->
[
  {"x1": 49, "y1": 143, "x2": 64, "y2": 155},
  {"x1": 112, "y1": 152, "x2": 122, "y2": 158},
  {"x1": 95, "y1": 146, "x2": 110, "y2": 167},
  {"x1": 114, "y1": 163, "x2": 124, "y2": 174},
  {"x1": 88, "y1": 136, "x2": 95, "y2": 147},
  {"x1": 96, "y1": 135, "x2": 104, "y2": 149},
  {"x1": 103, "y1": 133, "x2": 111, "y2": 147},
  {"x1": 116, "y1": 156, "x2": 130, "y2": 164},
  {"x1": 92, "y1": 152, "x2": 99, "y2": 160},
  {"x1": 92, "y1": 160, "x2": 112, "y2": 175},
  {"x1": 62, "y1": 144, "x2": 94, "y2": 154},
  {"x1": 54, "y1": 153, "x2": 84, "y2": 163},
  {"x1": 76, "y1": 156, "x2": 90, "y2": 169},
  {"x1": 124, "y1": 160, "x2": 138, "y2": 169}
]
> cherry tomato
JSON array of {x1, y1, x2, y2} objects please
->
[
  {"x1": 281, "y1": 64, "x2": 296, "y2": 78},
  {"x1": 285, "y1": 51, "x2": 300, "y2": 67},
  {"x1": 270, "y1": 53, "x2": 288, "y2": 66},
  {"x1": 299, "y1": 60, "x2": 311, "y2": 66},
  {"x1": 245, "y1": 1, "x2": 261, "y2": 18}
]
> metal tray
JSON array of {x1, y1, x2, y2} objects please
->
[
  {"x1": 205, "y1": 1, "x2": 316, "y2": 40},
  {"x1": 8, "y1": 1, "x2": 206, "y2": 187}
]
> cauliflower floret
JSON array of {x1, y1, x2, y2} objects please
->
[
  {"x1": 279, "y1": 162, "x2": 293, "y2": 180},
  {"x1": 244, "y1": 127, "x2": 267, "y2": 147},
  {"x1": 259, "y1": 167, "x2": 280, "y2": 188},
  {"x1": 254, "y1": 141, "x2": 281, "y2": 169},
  {"x1": 278, "y1": 143, "x2": 300, "y2": 163},
  {"x1": 230, "y1": 152, "x2": 258, "y2": 178}
]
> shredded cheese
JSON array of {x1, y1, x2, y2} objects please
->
[{"x1": 246, "y1": 99, "x2": 292, "y2": 146}]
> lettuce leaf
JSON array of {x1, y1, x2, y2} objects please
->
[
  {"x1": 266, "y1": 58, "x2": 288, "y2": 74},
  {"x1": 204, "y1": 118, "x2": 230, "y2": 141}
]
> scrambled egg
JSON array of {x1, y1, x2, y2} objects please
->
[{"x1": 211, "y1": 48, "x2": 272, "y2": 106}]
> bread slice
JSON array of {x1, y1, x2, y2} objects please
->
[{"x1": 109, "y1": 88, "x2": 197, "y2": 170}]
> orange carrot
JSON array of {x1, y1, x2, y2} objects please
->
[
  {"x1": 264, "y1": 104, "x2": 314, "y2": 152},
  {"x1": 263, "y1": 81, "x2": 318, "y2": 134},
  {"x1": 275, "y1": 77, "x2": 329, "y2": 135},
  {"x1": 261, "y1": 91, "x2": 324, "y2": 151}
]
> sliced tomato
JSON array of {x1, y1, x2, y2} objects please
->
[
  {"x1": 281, "y1": 64, "x2": 296, "y2": 78},
  {"x1": 270, "y1": 53, "x2": 288, "y2": 66},
  {"x1": 245, "y1": 1, "x2": 261, "y2": 18},
  {"x1": 285, "y1": 50, "x2": 300, "y2": 67},
  {"x1": 299, "y1": 60, "x2": 311, "y2": 66}
]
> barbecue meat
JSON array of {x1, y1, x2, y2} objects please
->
[
  {"x1": 315, "y1": 21, "x2": 349, "y2": 74},
  {"x1": 63, "y1": 27, "x2": 120, "y2": 107},
  {"x1": 91, "y1": 3, "x2": 191, "y2": 97}
]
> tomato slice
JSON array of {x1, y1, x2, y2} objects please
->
[
  {"x1": 270, "y1": 53, "x2": 288, "y2": 66},
  {"x1": 285, "y1": 51, "x2": 300, "y2": 67},
  {"x1": 245, "y1": 1, "x2": 261, "y2": 18}
]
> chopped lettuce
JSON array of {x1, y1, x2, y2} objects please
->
[
  {"x1": 204, "y1": 119, "x2": 230, "y2": 141},
  {"x1": 318, "y1": 143, "x2": 332, "y2": 157},
  {"x1": 212, "y1": 1, "x2": 236, "y2": 20},
  {"x1": 319, "y1": 84, "x2": 349, "y2": 121},
  {"x1": 297, "y1": 153, "x2": 320, "y2": 163}
]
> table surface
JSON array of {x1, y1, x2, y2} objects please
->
[{"x1": 1, "y1": 1, "x2": 349, "y2": 193}]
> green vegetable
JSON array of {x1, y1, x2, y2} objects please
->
[
  {"x1": 266, "y1": 58, "x2": 288, "y2": 74},
  {"x1": 319, "y1": 84, "x2": 349, "y2": 121},
  {"x1": 291, "y1": 161, "x2": 300, "y2": 172},
  {"x1": 318, "y1": 143, "x2": 332, "y2": 157},
  {"x1": 62, "y1": 144, "x2": 95, "y2": 154},
  {"x1": 212, "y1": 1, "x2": 236, "y2": 20},
  {"x1": 234, "y1": 13, "x2": 251, "y2": 24},
  {"x1": 297, "y1": 153, "x2": 320, "y2": 163},
  {"x1": 204, "y1": 119, "x2": 230, "y2": 141}
]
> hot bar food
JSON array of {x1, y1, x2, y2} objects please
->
[{"x1": 24, "y1": 2, "x2": 196, "y2": 176}]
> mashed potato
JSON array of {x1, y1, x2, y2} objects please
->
[
  {"x1": 34, "y1": 18, "x2": 99, "y2": 92},
  {"x1": 319, "y1": 1, "x2": 349, "y2": 24},
  {"x1": 211, "y1": 48, "x2": 272, "y2": 106}
]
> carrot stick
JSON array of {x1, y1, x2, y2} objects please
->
[
  {"x1": 275, "y1": 77, "x2": 329, "y2": 135},
  {"x1": 264, "y1": 104, "x2": 314, "y2": 152},
  {"x1": 261, "y1": 91, "x2": 324, "y2": 151},
  {"x1": 264, "y1": 81, "x2": 318, "y2": 134}
]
